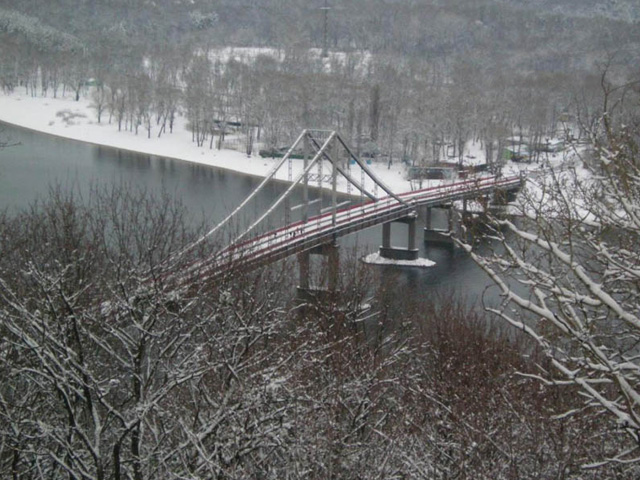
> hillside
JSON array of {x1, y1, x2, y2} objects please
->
[
  {"x1": 1, "y1": 0, "x2": 638, "y2": 57},
  {"x1": 495, "y1": 0, "x2": 640, "y2": 21}
]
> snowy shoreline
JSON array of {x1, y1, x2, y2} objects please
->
[
  {"x1": 0, "y1": 117, "x2": 301, "y2": 189},
  {"x1": 0, "y1": 90, "x2": 414, "y2": 194}
]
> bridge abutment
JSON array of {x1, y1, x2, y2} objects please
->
[{"x1": 379, "y1": 215, "x2": 420, "y2": 260}]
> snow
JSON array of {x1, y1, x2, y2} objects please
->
[
  {"x1": 0, "y1": 87, "x2": 584, "y2": 228},
  {"x1": 0, "y1": 89, "x2": 412, "y2": 195},
  {"x1": 207, "y1": 46, "x2": 372, "y2": 75},
  {"x1": 362, "y1": 252, "x2": 435, "y2": 268},
  {"x1": 0, "y1": 86, "x2": 575, "y2": 201}
]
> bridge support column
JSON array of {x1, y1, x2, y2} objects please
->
[
  {"x1": 493, "y1": 187, "x2": 517, "y2": 205},
  {"x1": 379, "y1": 215, "x2": 419, "y2": 261},
  {"x1": 486, "y1": 189, "x2": 514, "y2": 219},
  {"x1": 327, "y1": 244, "x2": 339, "y2": 292},
  {"x1": 382, "y1": 222, "x2": 391, "y2": 249},
  {"x1": 482, "y1": 189, "x2": 509, "y2": 219},
  {"x1": 448, "y1": 205, "x2": 454, "y2": 231},
  {"x1": 424, "y1": 205, "x2": 455, "y2": 247},
  {"x1": 297, "y1": 243, "x2": 340, "y2": 300},
  {"x1": 298, "y1": 251, "x2": 311, "y2": 291},
  {"x1": 460, "y1": 198, "x2": 475, "y2": 225}
]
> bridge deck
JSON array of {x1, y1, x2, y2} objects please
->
[{"x1": 184, "y1": 175, "x2": 522, "y2": 281}]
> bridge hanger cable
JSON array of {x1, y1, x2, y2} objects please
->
[
  {"x1": 164, "y1": 129, "x2": 310, "y2": 265},
  {"x1": 229, "y1": 131, "x2": 337, "y2": 246},
  {"x1": 335, "y1": 135, "x2": 410, "y2": 208},
  {"x1": 306, "y1": 133, "x2": 377, "y2": 201},
  {"x1": 160, "y1": 129, "x2": 416, "y2": 276}
]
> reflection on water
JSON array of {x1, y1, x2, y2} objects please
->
[{"x1": 0, "y1": 121, "x2": 498, "y2": 307}]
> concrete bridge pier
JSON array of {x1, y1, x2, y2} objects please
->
[
  {"x1": 493, "y1": 187, "x2": 518, "y2": 205},
  {"x1": 485, "y1": 188, "x2": 514, "y2": 218},
  {"x1": 297, "y1": 242, "x2": 340, "y2": 299},
  {"x1": 379, "y1": 215, "x2": 420, "y2": 260},
  {"x1": 423, "y1": 205, "x2": 454, "y2": 247}
]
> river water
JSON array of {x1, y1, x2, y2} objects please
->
[{"x1": 0, "y1": 122, "x2": 498, "y2": 306}]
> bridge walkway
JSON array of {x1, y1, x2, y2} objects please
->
[{"x1": 186, "y1": 174, "x2": 521, "y2": 281}]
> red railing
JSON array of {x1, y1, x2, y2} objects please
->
[{"x1": 184, "y1": 175, "x2": 522, "y2": 280}]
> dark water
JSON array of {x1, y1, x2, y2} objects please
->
[{"x1": 0, "y1": 122, "x2": 499, "y2": 306}]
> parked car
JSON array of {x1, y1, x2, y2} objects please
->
[
  {"x1": 503, "y1": 145, "x2": 530, "y2": 163},
  {"x1": 259, "y1": 146, "x2": 305, "y2": 159}
]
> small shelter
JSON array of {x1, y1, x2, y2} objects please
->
[{"x1": 502, "y1": 144, "x2": 530, "y2": 162}]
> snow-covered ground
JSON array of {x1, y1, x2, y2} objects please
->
[
  {"x1": 0, "y1": 88, "x2": 578, "y2": 203},
  {"x1": 208, "y1": 46, "x2": 372, "y2": 74},
  {"x1": 0, "y1": 89, "x2": 414, "y2": 195}
]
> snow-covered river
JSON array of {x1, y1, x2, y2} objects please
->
[{"x1": 0, "y1": 122, "x2": 497, "y2": 307}]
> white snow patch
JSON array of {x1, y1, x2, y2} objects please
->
[{"x1": 362, "y1": 252, "x2": 435, "y2": 268}]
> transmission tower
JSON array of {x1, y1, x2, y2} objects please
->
[{"x1": 320, "y1": 0, "x2": 331, "y2": 58}]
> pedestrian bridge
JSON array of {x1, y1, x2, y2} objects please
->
[{"x1": 170, "y1": 130, "x2": 523, "y2": 289}]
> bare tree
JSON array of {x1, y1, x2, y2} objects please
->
[
  {"x1": 90, "y1": 85, "x2": 109, "y2": 124},
  {"x1": 0, "y1": 185, "x2": 297, "y2": 479},
  {"x1": 458, "y1": 76, "x2": 640, "y2": 471},
  {"x1": 0, "y1": 183, "x2": 634, "y2": 477}
]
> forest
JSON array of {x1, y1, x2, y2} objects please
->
[{"x1": 0, "y1": 0, "x2": 638, "y2": 163}]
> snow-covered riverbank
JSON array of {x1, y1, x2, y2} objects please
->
[{"x1": 0, "y1": 90, "x2": 413, "y2": 194}]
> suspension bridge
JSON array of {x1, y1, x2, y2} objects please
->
[{"x1": 171, "y1": 130, "x2": 523, "y2": 292}]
